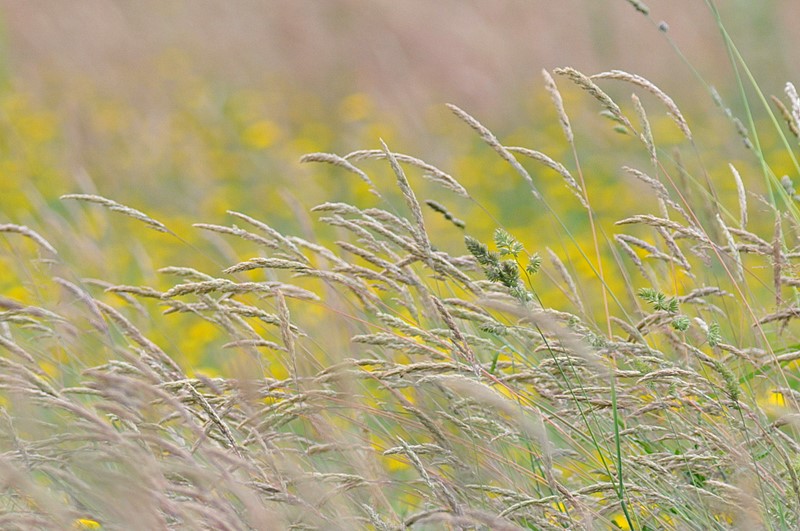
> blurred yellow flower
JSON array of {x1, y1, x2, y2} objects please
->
[
  {"x1": 339, "y1": 92, "x2": 373, "y2": 122},
  {"x1": 241, "y1": 120, "x2": 281, "y2": 149}
]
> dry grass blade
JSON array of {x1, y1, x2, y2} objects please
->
[
  {"x1": 591, "y1": 70, "x2": 692, "y2": 140},
  {"x1": 446, "y1": 103, "x2": 541, "y2": 199},
  {"x1": 61, "y1": 194, "x2": 171, "y2": 234},
  {"x1": 0, "y1": 224, "x2": 58, "y2": 254}
]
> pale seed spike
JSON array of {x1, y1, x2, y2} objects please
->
[
  {"x1": 631, "y1": 94, "x2": 656, "y2": 166},
  {"x1": 542, "y1": 69, "x2": 573, "y2": 144},
  {"x1": 546, "y1": 248, "x2": 584, "y2": 315},
  {"x1": 380, "y1": 139, "x2": 432, "y2": 261},
  {"x1": 785, "y1": 82, "x2": 800, "y2": 135},
  {"x1": 299, "y1": 152, "x2": 381, "y2": 197},
  {"x1": 771, "y1": 94, "x2": 800, "y2": 138},
  {"x1": 506, "y1": 146, "x2": 587, "y2": 208},
  {"x1": 446, "y1": 103, "x2": 541, "y2": 199},
  {"x1": 60, "y1": 194, "x2": 172, "y2": 234},
  {"x1": 344, "y1": 149, "x2": 469, "y2": 198},
  {"x1": 591, "y1": 70, "x2": 692, "y2": 140},
  {"x1": 553, "y1": 67, "x2": 635, "y2": 134},
  {"x1": 728, "y1": 163, "x2": 747, "y2": 229},
  {"x1": 0, "y1": 224, "x2": 57, "y2": 254}
]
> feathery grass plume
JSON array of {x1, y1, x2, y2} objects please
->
[
  {"x1": 94, "y1": 300, "x2": 183, "y2": 378},
  {"x1": 728, "y1": 163, "x2": 748, "y2": 229},
  {"x1": 431, "y1": 296, "x2": 480, "y2": 376},
  {"x1": 226, "y1": 210, "x2": 307, "y2": 261},
  {"x1": 542, "y1": 68, "x2": 573, "y2": 144},
  {"x1": 625, "y1": 0, "x2": 649, "y2": 15},
  {"x1": 591, "y1": 70, "x2": 692, "y2": 140},
  {"x1": 223, "y1": 257, "x2": 311, "y2": 275},
  {"x1": 193, "y1": 223, "x2": 278, "y2": 249},
  {"x1": 60, "y1": 194, "x2": 172, "y2": 234},
  {"x1": 299, "y1": 152, "x2": 380, "y2": 197},
  {"x1": 53, "y1": 277, "x2": 108, "y2": 332},
  {"x1": 425, "y1": 200, "x2": 465, "y2": 229},
  {"x1": 0, "y1": 333, "x2": 38, "y2": 365},
  {"x1": 786, "y1": 82, "x2": 800, "y2": 135},
  {"x1": 344, "y1": 149, "x2": 469, "y2": 198},
  {"x1": 0, "y1": 224, "x2": 58, "y2": 254},
  {"x1": 380, "y1": 139, "x2": 433, "y2": 261},
  {"x1": 446, "y1": 103, "x2": 541, "y2": 199},
  {"x1": 771, "y1": 94, "x2": 800, "y2": 139},
  {"x1": 553, "y1": 67, "x2": 635, "y2": 134},
  {"x1": 506, "y1": 146, "x2": 587, "y2": 208},
  {"x1": 546, "y1": 248, "x2": 585, "y2": 315},
  {"x1": 631, "y1": 94, "x2": 657, "y2": 165},
  {"x1": 654, "y1": 226, "x2": 692, "y2": 273}
]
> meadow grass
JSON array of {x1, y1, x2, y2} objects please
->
[{"x1": 2, "y1": 2, "x2": 800, "y2": 530}]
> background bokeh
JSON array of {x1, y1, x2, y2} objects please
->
[{"x1": 1, "y1": 1, "x2": 798, "y2": 367}]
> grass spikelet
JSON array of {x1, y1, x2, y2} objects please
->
[
  {"x1": 53, "y1": 277, "x2": 108, "y2": 332},
  {"x1": 554, "y1": 67, "x2": 635, "y2": 133},
  {"x1": 193, "y1": 223, "x2": 278, "y2": 249},
  {"x1": 786, "y1": 82, "x2": 800, "y2": 135},
  {"x1": 591, "y1": 69, "x2": 692, "y2": 140},
  {"x1": 771, "y1": 94, "x2": 800, "y2": 139},
  {"x1": 222, "y1": 257, "x2": 310, "y2": 274},
  {"x1": 542, "y1": 68, "x2": 573, "y2": 144},
  {"x1": 425, "y1": 200, "x2": 465, "y2": 229},
  {"x1": 226, "y1": 210, "x2": 307, "y2": 261},
  {"x1": 624, "y1": 0, "x2": 649, "y2": 15},
  {"x1": 631, "y1": 94, "x2": 657, "y2": 165},
  {"x1": 446, "y1": 103, "x2": 541, "y2": 199},
  {"x1": 380, "y1": 139, "x2": 432, "y2": 261},
  {"x1": 344, "y1": 149, "x2": 469, "y2": 198},
  {"x1": 299, "y1": 152, "x2": 380, "y2": 196},
  {"x1": 506, "y1": 146, "x2": 587, "y2": 208},
  {"x1": 60, "y1": 194, "x2": 172, "y2": 234},
  {"x1": 546, "y1": 248, "x2": 585, "y2": 314},
  {"x1": 728, "y1": 163, "x2": 748, "y2": 228},
  {"x1": 0, "y1": 224, "x2": 58, "y2": 254}
]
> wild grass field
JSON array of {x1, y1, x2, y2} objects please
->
[{"x1": 2, "y1": 1, "x2": 800, "y2": 529}]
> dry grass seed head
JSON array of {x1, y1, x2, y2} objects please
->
[
  {"x1": 446, "y1": 103, "x2": 541, "y2": 199},
  {"x1": 542, "y1": 68, "x2": 574, "y2": 144},
  {"x1": 61, "y1": 194, "x2": 172, "y2": 234},
  {"x1": 553, "y1": 67, "x2": 635, "y2": 134},
  {"x1": 591, "y1": 70, "x2": 692, "y2": 140}
]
